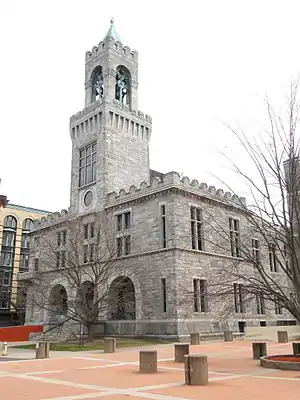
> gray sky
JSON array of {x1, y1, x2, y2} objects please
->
[{"x1": 1, "y1": 0, "x2": 299, "y2": 212}]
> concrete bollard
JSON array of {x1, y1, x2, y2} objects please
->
[
  {"x1": 292, "y1": 342, "x2": 300, "y2": 355},
  {"x1": 139, "y1": 350, "x2": 157, "y2": 373},
  {"x1": 45, "y1": 342, "x2": 51, "y2": 358},
  {"x1": 224, "y1": 331, "x2": 233, "y2": 342},
  {"x1": 277, "y1": 330, "x2": 288, "y2": 343},
  {"x1": 35, "y1": 342, "x2": 46, "y2": 359},
  {"x1": 174, "y1": 343, "x2": 190, "y2": 363},
  {"x1": 252, "y1": 342, "x2": 267, "y2": 360},
  {"x1": 190, "y1": 333, "x2": 200, "y2": 345},
  {"x1": 0, "y1": 342, "x2": 7, "y2": 356},
  {"x1": 185, "y1": 354, "x2": 208, "y2": 385},
  {"x1": 104, "y1": 337, "x2": 116, "y2": 353}
]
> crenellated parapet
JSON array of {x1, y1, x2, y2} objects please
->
[
  {"x1": 106, "y1": 171, "x2": 247, "y2": 209},
  {"x1": 85, "y1": 36, "x2": 138, "y2": 65},
  {"x1": 31, "y1": 209, "x2": 70, "y2": 231}
]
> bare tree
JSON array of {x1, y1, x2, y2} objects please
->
[{"x1": 30, "y1": 212, "x2": 137, "y2": 340}]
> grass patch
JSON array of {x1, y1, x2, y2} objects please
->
[{"x1": 14, "y1": 338, "x2": 171, "y2": 351}]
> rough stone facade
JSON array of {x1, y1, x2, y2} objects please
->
[{"x1": 21, "y1": 22, "x2": 297, "y2": 339}]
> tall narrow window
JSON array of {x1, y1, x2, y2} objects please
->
[
  {"x1": 256, "y1": 292, "x2": 265, "y2": 314},
  {"x1": 61, "y1": 251, "x2": 66, "y2": 268},
  {"x1": 193, "y1": 279, "x2": 208, "y2": 312},
  {"x1": 160, "y1": 205, "x2": 167, "y2": 248},
  {"x1": 91, "y1": 66, "x2": 104, "y2": 102},
  {"x1": 124, "y1": 236, "x2": 131, "y2": 255},
  {"x1": 20, "y1": 218, "x2": 33, "y2": 273},
  {"x1": 229, "y1": 218, "x2": 240, "y2": 257},
  {"x1": 79, "y1": 142, "x2": 97, "y2": 187},
  {"x1": 57, "y1": 232, "x2": 61, "y2": 246},
  {"x1": 90, "y1": 223, "x2": 95, "y2": 239},
  {"x1": 84, "y1": 224, "x2": 89, "y2": 240},
  {"x1": 34, "y1": 258, "x2": 39, "y2": 271},
  {"x1": 117, "y1": 214, "x2": 122, "y2": 231},
  {"x1": 90, "y1": 244, "x2": 95, "y2": 262},
  {"x1": 190, "y1": 207, "x2": 203, "y2": 250},
  {"x1": 234, "y1": 283, "x2": 244, "y2": 313},
  {"x1": 1, "y1": 215, "x2": 17, "y2": 268},
  {"x1": 252, "y1": 239, "x2": 259, "y2": 264},
  {"x1": 83, "y1": 245, "x2": 88, "y2": 263},
  {"x1": 275, "y1": 296, "x2": 283, "y2": 314},
  {"x1": 117, "y1": 238, "x2": 123, "y2": 257},
  {"x1": 269, "y1": 244, "x2": 277, "y2": 272},
  {"x1": 161, "y1": 278, "x2": 167, "y2": 312},
  {"x1": 62, "y1": 230, "x2": 66, "y2": 245},
  {"x1": 124, "y1": 212, "x2": 131, "y2": 230},
  {"x1": 56, "y1": 252, "x2": 60, "y2": 269}
]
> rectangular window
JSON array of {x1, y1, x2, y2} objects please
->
[
  {"x1": 160, "y1": 205, "x2": 167, "y2": 248},
  {"x1": 256, "y1": 292, "x2": 265, "y2": 314},
  {"x1": 229, "y1": 218, "x2": 240, "y2": 257},
  {"x1": 56, "y1": 252, "x2": 60, "y2": 269},
  {"x1": 34, "y1": 258, "x2": 39, "y2": 271},
  {"x1": 193, "y1": 278, "x2": 208, "y2": 312},
  {"x1": 62, "y1": 230, "x2": 66, "y2": 245},
  {"x1": 90, "y1": 223, "x2": 95, "y2": 239},
  {"x1": 61, "y1": 251, "x2": 66, "y2": 268},
  {"x1": 0, "y1": 270, "x2": 12, "y2": 286},
  {"x1": 252, "y1": 239, "x2": 259, "y2": 264},
  {"x1": 275, "y1": 296, "x2": 283, "y2": 314},
  {"x1": 117, "y1": 238, "x2": 123, "y2": 257},
  {"x1": 234, "y1": 283, "x2": 244, "y2": 313},
  {"x1": 83, "y1": 224, "x2": 89, "y2": 240},
  {"x1": 190, "y1": 206, "x2": 203, "y2": 250},
  {"x1": 117, "y1": 214, "x2": 122, "y2": 231},
  {"x1": 269, "y1": 244, "x2": 277, "y2": 272},
  {"x1": 124, "y1": 236, "x2": 131, "y2": 255},
  {"x1": 161, "y1": 278, "x2": 167, "y2": 312},
  {"x1": 124, "y1": 212, "x2": 131, "y2": 230},
  {"x1": 83, "y1": 245, "x2": 88, "y2": 263},
  {"x1": 79, "y1": 142, "x2": 97, "y2": 187},
  {"x1": 90, "y1": 243, "x2": 95, "y2": 262},
  {"x1": 57, "y1": 232, "x2": 61, "y2": 246}
]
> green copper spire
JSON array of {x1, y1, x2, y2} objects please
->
[{"x1": 104, "y1": 18, "x2": 122, "y2": 43}]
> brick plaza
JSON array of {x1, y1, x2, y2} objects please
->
[{"x1": 0, "y1": 340, "x2": 299, "y2": 399}]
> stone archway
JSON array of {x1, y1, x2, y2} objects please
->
[
  {"x1": 48, "y1": 284, "x2": 68, "y2": 323},
  {"x1": 108, "y1": 276, "x2": 136, "y2": 320}
]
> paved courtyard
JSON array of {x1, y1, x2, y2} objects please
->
[{"x1": 0, "y1": 340, "x2": 299, "y2": 399}]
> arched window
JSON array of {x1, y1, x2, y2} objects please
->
[
  {"x1": 91, "y1": 66, "x2": 104, "y2": 102},
  {"x1": 4, "y1": 215, "x2": 17, "y2": 230},
  {"x1": 20, "y1": 218, "x2": 34, "y2": 272},
  {"x1": 115, "y1": 66, "x2": 131, "y2": 105}
]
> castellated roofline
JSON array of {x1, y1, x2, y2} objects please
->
[
  {"x1": 106, "y1": 171, "x2": 247, "y2": 208},
  {"x1": 31, "y1": 173, "x2": 246, "y2": 231},
  {"x1": 85, "y1": 36, "x2": 138, "y2": 64}
]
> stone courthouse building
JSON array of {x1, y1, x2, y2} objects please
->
[{"x1": 21, "y1": 21, "x2": 296, "y2": 338}]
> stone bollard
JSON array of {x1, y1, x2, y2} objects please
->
[
  {"x1": 224, "y1": 331, "x2": 233, "y2": 342},
  {"x1": 139, "y1": 350, "x2": 157, "y2": 373},
  {"x1": 104, "y1": 337, "x2": 116, "y2": 353},
  {"x1": 0, "y1": 342, "x2": 7, "y2": 356},
  {"x1": 252, "y1": 342, "x2": 267, "y2": 360},
  {"x1": 35, "y1": 342, "x2": 46, "y2": 359},
  {"x1": 292, "y1": 342, "x2": 300, "y2": 355},
  {"x1": 185, "y1": 355, "x2": 208, "y2": 385},
  {"x1": 45, "y1": 342, "x2": 51, "y2": 358},
  {"x1": 174, "y1": 343, "x2": 190, "y2": 363},
  {"x1": 277, "y1": 330, "x2": 288, "y2": 343},
  {"x1": 190, "y1": 333, "x2": 200, "y2": 345}
]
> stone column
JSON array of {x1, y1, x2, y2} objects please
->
[
  {"x1": 252, "y1": 342, "x2": 267, "y2": 360},
  {"x1": 139, "y1": 351, "x2": 157, "y2": 373},
  {"x1": 292, "y1": 342, "x2": 300, "y2": 355},
  {"x1": 104, "y1": 337, "x2": 116, "y2": 353},
  {"x1": 190, "y1": 333, "x2": 200, "y2": 345},
  {"x1": 174, "y1": 344, "x2": 190, "y2": 363},
  {"x1": 185, "y1": 355, "x2": 208, "y2": 385},
  {"x1": 224, "y1": 331, "x2": 233, "y2": 342},
  {"x1": 277, "y1": 330, "x2": 288, "y2": 343},
  {"x1": 35, "y1": 342, "x2": 46, "y2": 359}
]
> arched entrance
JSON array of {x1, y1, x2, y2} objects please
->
[
  {"x1": 48, "y1": 284, "x2": 68, "y2": 323},
  {"x1": 108, "y1": 276, "x2": 136, "y2": 320}
]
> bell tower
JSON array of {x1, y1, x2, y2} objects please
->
[{"x1": 69, "y1": 20, "x2": 152, "y2": 214}]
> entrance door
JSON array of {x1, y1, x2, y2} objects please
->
[{"x1": 238, "y1": 321, "x2": 246, "y2": 333}]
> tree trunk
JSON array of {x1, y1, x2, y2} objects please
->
[{"x1": 87, "y1": 323, "x2": 94, "y2": 342}]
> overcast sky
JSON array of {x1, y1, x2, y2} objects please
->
[{"x1": 1, "y1": 0, "x2": 299, "y2": 212}]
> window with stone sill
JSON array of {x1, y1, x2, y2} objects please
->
[
  {"x1": 79, "y1": 142, "x2": 96, "y2": 187},
  {"x1": 193, "y1": 279, "x2": 208, "y2": 312},
  {"x1": 275, "y1": 296, "x2": 283, "y2": 315},
  {"x1": 269, "y1": 243, "x2": 278, "y2": 272},
  {"x1": 116, "y1": 212, "x2": 131, "y2": 232},
  {"x1": 234, "y1": 283, "x2": 245, "y2": 313},
  {"x1": 229, "y1": 218, "x2": 240, "y2": 257},
  {"x1": 252, "y1": 239, "x2": 260, "y2": 264},
  {"x1": 256, "y1": 292, "x2": 265, "y2": 314},
  {"x1": 160, "y1": 205, "x2": 167, "y2": 249}
]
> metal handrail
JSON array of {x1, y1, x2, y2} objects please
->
[{"x1": 42, "y1": 316, "x2": 72, "y2": 336}]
